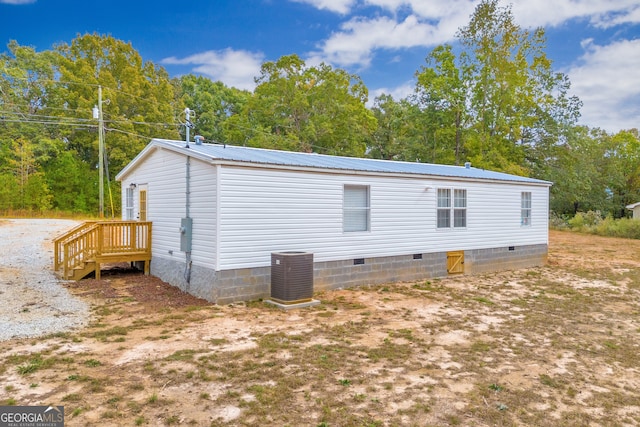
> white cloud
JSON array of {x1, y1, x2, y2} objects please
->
[
  {"x1": 310, "y1": 15, "x2": 444, "y2": 68},
  {"x1": 565, "y1": 38, "x2": 640, "y2": 131},
  {"x1": 0, "y1": 0, "x2": 36, "y2": 4},
  {"x1": 291, "y1": 0, "x2": 356, "y2": 14},
  {"x1": 301, "y1": 0, "x2": 486, "y2": 71},
  {"x1": 300, "y1": 0, "x2": 640, "y2": 74},
  {"x1": 162, "y1": 49, "x2": 264, "y2": 91},
  {"x1": 510, "y1": 0, "x2": 640, "y2": 28}
]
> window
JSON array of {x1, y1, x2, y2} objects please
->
[
  {"x1": 454, "y1": 189, "x2": 467, "y2": 227},
  {"x1": 437, "y1": 189, "x2": 451, "y2": 228},
  {"x1": 344, "y1": 185, "x2": 370, "y2": 232},
  {"x1": 438, "y1": 188, "x2": 467, "y2": 228},
  {"x1": 125, "y1": 187, "x2": 134, "y2": 220},
  {"x1": 521, "y1": 192, "x2": 531, "y2": 226}
]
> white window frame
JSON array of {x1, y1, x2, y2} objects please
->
[
  {"x1": 454, "y1": 189, "x2": 467, "y2": 228},
  {"x1": 343, "y1": 185, "x2": 370, "y2": 232},
  {"x1": 521, "y1": 192, "x2": 532, "y2": 226},
  {"x1": 437, "y1": 188, "x2": 451, "y2": 228},
  {"x1": 125, "y1": 187, "x2": 134, "y2": 220},
  {"x1": 437, "y1": 188, "x2": 467, "y2": 229}
]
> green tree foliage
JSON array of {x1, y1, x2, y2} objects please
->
[
  {"x1": 0, "y1": 41, "x2": 58, "y2": 211},
  {"x1": 413, "y1": 0, "x2": 581, "y2": 175},
  {"x1": 414, "y1": 45, "x2": 473, "y2": 165},
  {"x1": 224, "y1": 54, "x2": 376, "y2": 156},
  {"x1": 0, "y1": 35, "x2": 182, "y2": 214},
  {"x1": 546, "y1": 126, "x2": 610, "y2": 215},
  {"x1": 55, "y1": 34, "x2": 180, "y2": 173},
  {"x1": 368, "y1": 94, "x2": 413, "y2": 160},
  {"x1": 545, "y1": 127, "x2": 640, "y2": 217}
]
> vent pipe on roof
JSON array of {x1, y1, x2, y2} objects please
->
[
  {"x1": 464, "y1": 162, "x2": 471, "y2": 169},
  {"x1": 194, "y1": 135, "x2": 204, "y2": 145}
]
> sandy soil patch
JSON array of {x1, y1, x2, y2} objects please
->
[{"x1": 0, "y1": 229, "x2": 639, "y2": 426}]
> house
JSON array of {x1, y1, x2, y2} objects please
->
[
  {"x1": 626, "y1": 202, "x2": 640, "y2": 219},
  {"x1": 115, "y1": 138, "x2": 551, "y2": 304}
]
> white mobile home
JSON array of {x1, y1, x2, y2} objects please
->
[{"x1": 116, "y1": 139, "x2": 551, "y2": 304}]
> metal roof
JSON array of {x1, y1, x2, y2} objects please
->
[{"x1": 151, "y1": 138, "x2": 551, "y2": 185}]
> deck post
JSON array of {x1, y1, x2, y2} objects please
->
[
  {"x1": 131, "y1": 222, "x2": 137, "y2": 251},
  {"x1": 54, "y1": 240, "x2": 59, "y2": 271},
  {"x1": 63, "y1": 245, "x2": 69, "y2": 278}
]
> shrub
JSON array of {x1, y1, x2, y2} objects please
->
[
  {"x1": 594, "y1": 217, "x2": 640, "y2": 239},
  {"x1": 549, "y1": 212, "x2": 569, "y2": 229},
  {"x1": 565, "y1": 211, "x2": 640, "y2": 240},
  {"x1": 568, "y1": 211, "x2": 603, "y2": 232}
]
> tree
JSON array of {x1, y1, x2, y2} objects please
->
[
  {"x1": 0, "y1": 41, "x2": 60, "y2": 211},
  {"x1": 603, "y1": 129, "x2": 640, "y2": 217},
  {"x1": 414, "y1": 45, "x2": 473, "y2": 165},
  {"x1": 225, "y1": 54, "x2": 376, "y2": 156},
  {"x1": 413, "y1": 0, "x2": 581, "y2": 175},
  {"x1": 368, "y1": 94, "x2": 412, "y2": 160},
  {"x1": 55, "y1": 33, "x2": 180, "y2": 173}
]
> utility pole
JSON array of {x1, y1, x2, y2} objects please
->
[{"x1": 93, "y1": 86, "x2": 105, "y2": 218}]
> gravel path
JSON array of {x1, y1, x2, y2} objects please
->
[{"x1": 0, "y1": 219, "x2": 89, "y2": 341}]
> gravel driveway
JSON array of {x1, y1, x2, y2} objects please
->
[{"x1": 0, "y1": 218, "x2": 89, "y2": 341}]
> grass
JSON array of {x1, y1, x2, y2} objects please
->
[{"x1": 3, "y1": 230, "x2": 640, "y2": 426}]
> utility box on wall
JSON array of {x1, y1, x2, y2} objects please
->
[
  {"x1": 180, "y1": 217, "x2": 193, "y2": 252},
  {"x1": 271, "y1": 251, "x2": 314, "y2": 304}
]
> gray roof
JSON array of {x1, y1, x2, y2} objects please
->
[{"x1": 150, "y1": 138, "x2": 551, "y2": 185}]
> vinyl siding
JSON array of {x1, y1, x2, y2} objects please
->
[
  {"x1": 120, "y1": 149, "x2": 217, "y2": 270},
  {"x1": 188, "y1": 159, "x2": 217, "y2": 269},
  {"x1": 217, "y1": 166, "x2": 548, "y2": 270}
]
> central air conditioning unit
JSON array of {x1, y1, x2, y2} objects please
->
[{"x1": 270, "y1": 251, "x2": 314, "y2": 304}]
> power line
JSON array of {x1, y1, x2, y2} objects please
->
[
  {"x1": 0, "y1": 108, "x2": 181, "y2": 129},
  {"x1": 0, "y1": 118, "x2": 97, "y2": 128},
  {"x1": 2, "y1": 75, "x2": 177, "y2": 112}
]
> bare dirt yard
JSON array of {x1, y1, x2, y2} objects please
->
[{"x1": 1, "y1": 226, "x2": 640, "y2": 426}]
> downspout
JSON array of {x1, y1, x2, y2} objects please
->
[
  {"x1": 182, "y1": 108, "x2": 195, "y2": 288},
  {"x1": 184, "y1": 155, "x2": 192, "y2": 286}
]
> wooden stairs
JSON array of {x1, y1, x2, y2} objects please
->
[{"x1": 54, "y1": 221, "x2": 152, "y2": 280}]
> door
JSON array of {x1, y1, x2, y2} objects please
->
[
  {"x1": 139, "y1": 188, "x2": 147, "y2": 221},
  {"x1": 447, "y1": 251, "x2": 464, "y2": 274}
]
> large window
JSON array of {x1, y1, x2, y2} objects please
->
[
  {"x1": 438, "y1": 188, "x2": 466, "y2": 228},
  {"x1": 521, "y1": 192, "x2": 532, "y2": 226},
  {"x1": 344, "y1": 185, "x2": 370, "y2": 232}
]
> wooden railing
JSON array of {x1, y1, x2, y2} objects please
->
[
  {"x1": 53, "y1": 221, "x2": 152, "y2": 280},
  {"x1": 53, "y1": 221, "x2": 97, "y2": 272}
]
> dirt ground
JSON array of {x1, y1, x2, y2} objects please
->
[{"x1": 1, "y1": 230, "x2": 640, "y2": 426}]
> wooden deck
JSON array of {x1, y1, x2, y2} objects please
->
[{"x1": 54, "y1": 221, "x2": 152, "y2": 280}]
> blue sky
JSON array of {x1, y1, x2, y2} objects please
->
[{"x1": 1, "y1": 0, "x2": 639, "y2": 133}]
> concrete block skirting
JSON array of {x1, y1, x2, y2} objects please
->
[{"x1": 150, "y1": 243, "x2": 548, "y2": 304}]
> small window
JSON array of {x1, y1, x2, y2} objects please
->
[
  {"x1": 344, "y1": 185, "x2": 370, "y2": 232},
  {"x1": 521, "y1": 192, "x2": 531, "y2": 226},
  {"x1": 125, "y1": 187, "x2": 134, "y2": 220},
  {"x1": 438, "y1": 188, "x2": 466, "y2": 228}
]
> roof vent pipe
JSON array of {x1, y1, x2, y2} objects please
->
[
  {"x1": 194, "y1": 135, "x2": 204, "y2": 145},
  {"x1": 464, "y1": 162, "x2": 471, "y2": 169}
]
